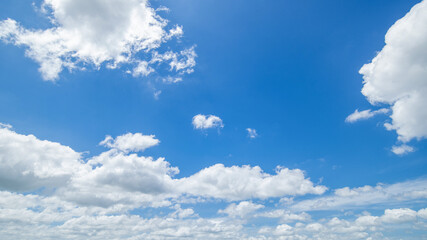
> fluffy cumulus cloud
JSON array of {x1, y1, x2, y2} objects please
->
[
  {"x1": 99, "y1": 133, "x2": 160, "y2": 153},
  {"x1": 58, "y1": 150, "x2": 179, "y2": 208},
  {"x1": 357, "y1": 0, "x2": 427, "y2": 153},
  {"x1": 178, "y1": 165, "x2": 327, "y2": 200},
  {"x1": 192, "y1": 114, "x2": 224, "y2": 130},
  {"x1": 1, "y1": 125, "x2": 426, "y2": 239},
  {"x1": 0, "y1": 124, "x2": 325, "y2": 206},
  {"x1": 0, "y1": 191, "x2": 244, "y2": 240},
  {"x1": 0, "y1": 126, "x2": 82, "y2": 191},
  {"x1": 218, "y1": 201, "x2": 264, "y2": 218},
  {"x1": 0, "y1": 0, "x2": 195, "y2": 81}
]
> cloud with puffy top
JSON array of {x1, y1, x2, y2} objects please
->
[
  {"x1": 0, "y1": 124, "x2": 427, "y2": 239},
  {"x1": 0, "y1": 0, "x2": 195, "y2": 81},
  {"x1": 355, "y1": 0, "x2": 427, "y2": 154},
  {"x1": 218, "y1": 201, "x2": 264, "y2": 218},
  {"x1": 0, "y1": 125, "x2": 326, "y2": 207},
  {"x1": 99, "y1": 133, "x2": 160, "y2": 153},
  {"x1": 192, "y1": 114, "x2": 224, "y2": 130}
]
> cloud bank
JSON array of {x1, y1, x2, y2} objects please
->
[
  {"x1": 0, "y1": 125, "x2": 325, "y2": 207},
  {"x1": 0, "y1": 124, "x2": 426, "y2": 239}
]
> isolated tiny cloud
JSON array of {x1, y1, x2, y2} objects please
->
[
  {"x1": 355, "y1": 0, "x2": 427, "y2": 153},
  {"x1": 192, "y1": 114, "x2": 224, "y2": 129},
  {"x1": 0, "y1": 0, "x2": 196, "y2": 81},
  {"x1": 246, "y1": 128, "x2": 258, "y2": 138}
]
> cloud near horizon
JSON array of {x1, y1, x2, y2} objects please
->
[
  {"x1": 0, "y1": 124, "x2": 325, "y2": 206},
  {"x1": 0, "y1": 123, "x2": 426, "y2": 239}
]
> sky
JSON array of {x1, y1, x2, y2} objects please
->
[{"x1": 0, "y1": 0, "x2": 426, "y2": 239}]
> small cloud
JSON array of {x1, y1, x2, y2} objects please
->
[
  {"x1": 246, "y1": 128, "x2": 258, "y2": 139},
  {"x1": 156, "y1": 6, "x2": 170, "y2": 12},
  {"x1": 154, "y1": 90, "x2": 162, "y2": 100},
  {"x1": 100, "y1": 133, "x2": 160, "y2": 153},
  {"x1": 192, "y1": 114, "x2": 223, "y2": 129},
  {"x1": 132, "y1": 61, "x2": 154, "y2": 77},
  {"x1": 391, "y1": 144, "x2": 414, "y2": 155},
  {"x1": 0, "y1": 122, "x2": 12, "y2": 129},
  {"x1": 162, "y1": 76, "x2": 182, "y2": 84},
  {"x1": 345, "y1": 108, "x2": 389, "y2": 123}
]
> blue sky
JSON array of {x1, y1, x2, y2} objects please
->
[{"x1": 0, "y1": 0, "x2": 426, "y2": 239}]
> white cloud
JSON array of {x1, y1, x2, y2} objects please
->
[
  {"x1": 151, "y1": 46, "x2": 197, "y2": 74},
  {"x1": 380, "y1": 208, "x2": 417, "y2": 223},
  {"x1": 192, "y1": 114, "x2": 224, "y2": 129},
  {"x1": 59, "y1": 150, "x2": 179, "y2": 208},
  {"x1": 0, "y1": 191, "x2": 244, "y2": 240},
  {"x1": 162, "y1": 76, "x2": 183, "y2": 84},
  {"x1": 3, "y1": 189, "x2": 425, "y2": 240},
  {"x1": 358, "y1": 0, "x2": 427, "y2": 150},
  {"x1": 0, "y1": 0, "x2": 194, "y2": 81},
  {"x1": 154, "y1": 90, "x2": 162, "y2": 100},
  {"x1": 258, "y1": 208, "x2": 427, "y2": 240},
  {"x1": 0, "y1": 123, "x2": 12, "y2": 129},
  {"x1": 218, "y1": 201, "x2": 264, "y2": 218},
  {"x1": 99, "y1": 133, "x2": 160, "y2": 153},
  {"x1": 345, "y1": 108, "x2": 389, "y2": 123},
  {"x1": 0, "y1": 125, "x2": 426, "y2": 239},
  {"x1": 257, "y1": 210, "x2": 311, "y2": 223},
  {"x1": 133, "y1": 45, "x2": 197, "y2": 78},
  {"x1": 246, "y1": 128, "x2": 258, "y2": 139},
  {"x1": 291, "y1": 178, "x2": 427, "y2": 211},
  {"x1": 391, "y1": 144, "x2": 414, "y2": 155},
  {"x1": 419, "y1": 208, "x2": 427, "y2": 219},
  {"x1": 0, "y1": 126, "x2": 325, "y2": 209},
  {"x1": 132, "y1": 61, "x2": 154, "y2": 77},
  {"x1": 177, "y1": 165, "x2": 327, "y2": 201},
  {"x1": 0, "y1": 127, "x2": 82, "y2": 191}
]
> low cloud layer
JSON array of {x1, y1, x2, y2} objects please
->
[
  {"x1": 0, "y1": 125, "x2": 325, "y2": 207},
  {"x1": 291, "y1": 178, "x2": 427, "y2": 211},
  {"x1": 0, "y1": 124, "x2": 426, "y2": 239}
]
